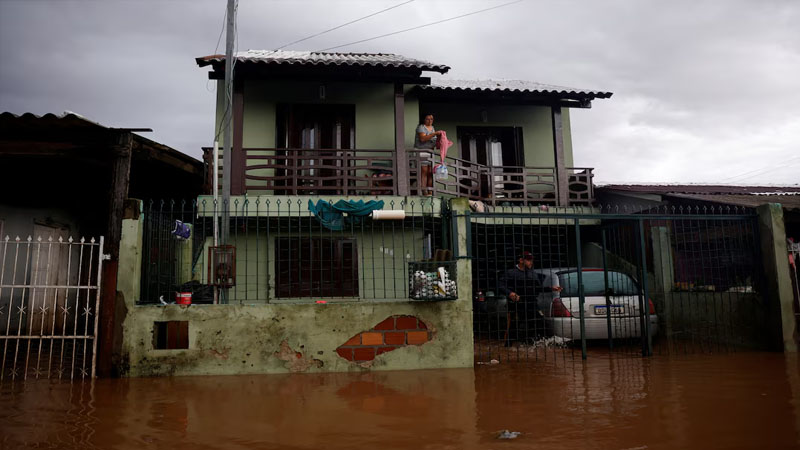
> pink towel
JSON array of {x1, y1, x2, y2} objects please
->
[{"x1": 435, "y1": 131, "x2": 453, "y2": 167}]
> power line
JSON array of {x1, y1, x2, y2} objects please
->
[
  {"x1": 718, "y1": 155, "x2": 800, "y2": 182},
  {"x1": 724, "y1": 160, "x2": 800, "y2": 183},
  {"x1": 274, "y1": 0, "x2": 416, "y2": 51},
  {"x1": 318, "y1": 0, "x2": 526, "y2": 52}
]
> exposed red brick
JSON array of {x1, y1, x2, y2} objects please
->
[
  {"x1": 373, "y1": 317, "x2": 395, "y2": 330},
  {"x1": 361, "y1": 332, "x2": 383, "y2": 346},
  {"x1": 295, "y1": 352, "x2": 302, "y2": 359},
  {"x1": 376, "y1": 346, "x2": 397, "y2": 355},
  {"x1": 336, "y1": 347, "x2": 354, "y2": 361},
  {"x1": 353, "y1": 347, "x2": 376, "y2": 362},
  {"x1": 407, "y1": 331, "x2": 429, "y2": 345},
  {"x1": 395, "y1": 316, "x2": 419, "y2": 330},
  {"x1": 344, "y1": 334, "x2": 361, "y2": 346},
  {"x1": 384, "y1": 331, "x2": 405, "y2": 346},
  {"x1": 417, "y1": 319, "x2": 428, "y2": 330}
]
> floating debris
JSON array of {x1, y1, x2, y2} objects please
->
[{"x1": 497, "y1": 430, "x2": 521, "y2": 440}]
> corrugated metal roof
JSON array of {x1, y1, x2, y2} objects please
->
[
  {"x1": 1, "y1": 111, "x2": 202, "y2": 171},
  {"x1": 0, "y1": 111, "x2": 108, "y2": 131},
  {"x1": 421, "y1": 79, "x2": 612, "y2": 99},
  {"x1": 196, "y1": 50, "x2": 450, "y2": 73},
  {"x1": 599, "y1": 184, "x2": 800, "y2": 195},
  {"x1": 668, "y1": 193, "x2": 800, "y2": 211}
]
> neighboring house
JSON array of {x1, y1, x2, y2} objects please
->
[
  {"x1": 597, "y1": 184, "x2": 800, "y2": 239},
  {"x1": 0, "y1": 111, "x2": 204, "y2": 377},
  {"x1": 597, "y1": 184, "x2": 800, "y2": 340}
]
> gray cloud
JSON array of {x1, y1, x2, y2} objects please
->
[{"x1": 1, "y1": 0, "x2": 798, "y2": 184}]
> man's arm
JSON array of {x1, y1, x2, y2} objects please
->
[{"x1": 498, "y1": 269, "x2": 519, "y2": 301}]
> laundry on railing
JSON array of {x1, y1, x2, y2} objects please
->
[
  {"x1": 308, "y1": 199, "x2": 385, "y2": 231},
  {"x1": 433, "y1": 131, "x2": 454, "y2": 180}
]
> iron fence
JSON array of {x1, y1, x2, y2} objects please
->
[
  {"x1": 464, "y1": 204, "x2": 766, "y2": 364},
  {"x1": 139, "y1": 197, "x2": 449, "y2": 305},
  {"x1": 0, "y1": 235, "x2": 104, "y2": 382}
]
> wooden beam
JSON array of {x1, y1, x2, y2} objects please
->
[
  {"x1": 97, "y1": 131, "x2": 133, "y2": 377},
  {"x1": 552, "y1": 106, "x2": 568, "y2": 206},
  {"x1": 394, "y1": 82, "x2": 409, "y2": 196},
  {"x1": 232, "y1": 79, "x2": 246, "y2": 195}
]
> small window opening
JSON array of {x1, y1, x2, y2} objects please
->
[{"x1": 153, "y1": 321, "x2": 189, "y2": 349}]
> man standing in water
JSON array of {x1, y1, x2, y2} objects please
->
[{"x1": 498, "y1": 251, "x2": 561, "y2": 346}]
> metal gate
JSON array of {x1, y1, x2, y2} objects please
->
[
  {"x1": 466, "y1": 205, "x2": 766, "y2": 364},
  {"x1": 0, "y1": 235, "x2": 105, "y2": 382}
]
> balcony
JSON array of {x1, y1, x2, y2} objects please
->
[{"x1": 202, "y1": 147, "x2": 594, "y2": 206}]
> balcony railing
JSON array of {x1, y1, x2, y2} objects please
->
[{"x1": 203, "y1": 147, "x2": 595, "y2": 206}]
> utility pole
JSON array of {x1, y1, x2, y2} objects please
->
[{"x1": 220, "y1": 0, "x2": 237, "y2": 303}]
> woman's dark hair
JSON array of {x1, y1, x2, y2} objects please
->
[{"x1": 419, "y1": 113, "x2": 434, "y2": 125}]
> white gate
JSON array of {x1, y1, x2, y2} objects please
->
[{"x1": 0, "y1": 235, "x2": 105, "y2": 382}]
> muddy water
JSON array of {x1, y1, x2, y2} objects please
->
[{"x1": 1, "y1": 352, "x2": 799, "y2": 449}]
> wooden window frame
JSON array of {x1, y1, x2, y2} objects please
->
[{"x1": 275, "y1": 237, "x2": 359, "y2": 298}]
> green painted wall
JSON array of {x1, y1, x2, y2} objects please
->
[
  {"x1": 419, "y1": 102, "x2": 574, "y2": 167},
  {"x1": 196, "y1": 227, "x2": 429, "y2": 303},
  {"x1": 212, "y1": 81, "x2": 574, "y2": 177},
  {"x1": 215, "y1": 80, "x2": 398, "y2": 149}
]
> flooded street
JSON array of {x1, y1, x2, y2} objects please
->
[{"x1": 2, "y1": 352, "x2": 799, "y2": 449}]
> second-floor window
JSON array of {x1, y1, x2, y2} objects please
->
[{"x1": 277, "y1": 104, "x2": 355, "y2": 150}]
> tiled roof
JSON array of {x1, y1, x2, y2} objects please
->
[
  {"x1": 196, "y1": 50, "x2": 450, "y2": 73},
  {"x1": 421, "y1": 79, "x2": 612, "y2": 99}
]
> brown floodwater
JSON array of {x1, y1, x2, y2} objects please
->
[{"x1": 1, "y1": 351, "x2": 799, "y2": 449}]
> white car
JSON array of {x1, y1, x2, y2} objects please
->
[{"x1": 533, "y1": 268, "x2": 659, "y2": 340}]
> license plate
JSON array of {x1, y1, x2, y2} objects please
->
[{"x1": 594, "y1": 305, "x2": 624, "y2": 315}]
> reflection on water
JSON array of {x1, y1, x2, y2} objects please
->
[{"x1": 1, "y1": 352, "x2": 799, "y2": 449}]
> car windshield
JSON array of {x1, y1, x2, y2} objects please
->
[{"x1": 558, "y1": 271, "x2": 640, "y2": 297}]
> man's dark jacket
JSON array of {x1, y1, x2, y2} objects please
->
[{"x1": 498, "y1": 266, "x2": 544, "y2": 303}]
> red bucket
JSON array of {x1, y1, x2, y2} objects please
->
[{"x1": 176, "y1": 292, "x2": 192, "y2": 305}]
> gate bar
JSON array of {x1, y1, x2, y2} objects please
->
[
  {"x1": 91, "y1": 236, "x2": 105, "y2": 378},
  {"x1": 637, "y1": 219, "x2": 653, "y2": 356},
  {"x1": 601, "y1": 229, "x2": 614, "y2": 350},
  {"x1": 574, "y1": 218, "x2": 587, "y2": 360}
]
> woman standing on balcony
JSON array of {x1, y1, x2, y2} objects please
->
[{"x1": 414, "y1": 114, "x2": 442, "y2": 195}]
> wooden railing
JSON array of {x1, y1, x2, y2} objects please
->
[{"x1": 202, "y1": 147, "x2": 595, "y2": 205}]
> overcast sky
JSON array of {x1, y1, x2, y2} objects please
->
[{"x1": 1, "y1": 0, "x2": 798, "y2": 185}]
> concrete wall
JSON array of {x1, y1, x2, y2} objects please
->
[
  {"x1": 116, "y1": 199, "x2": 474, "y2": 376},
  {"x1": 120, "y1": 299, "x2": 472, "y2": 377}
]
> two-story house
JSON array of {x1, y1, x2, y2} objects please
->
[{"x1": 116, "y1": 51, "x2": 611, "y2": 376}]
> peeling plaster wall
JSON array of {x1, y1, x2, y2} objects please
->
[
  {"x1": 118, "y1": 198, "x2": 474, "y2": 377},
  {"x1": 120, "y1": 296, "x2": 473, "y2": 377}
]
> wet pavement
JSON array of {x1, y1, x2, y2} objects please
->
[{"x1": 1, "y1": 351, "x2": 799, "y2": 449}]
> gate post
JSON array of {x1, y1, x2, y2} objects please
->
[
  {"x1": 651, "y1": 226, "x2": 674, "y2": 345},
  {"x1": 450, "y1": 198, "x2": 474, "y2": 360},
  {"x1": 756, "y1": 204, "x2": 798, "y2": 352},
  {"x1": 117, "y1": 199, "x2": 144, "y2": 308}
]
